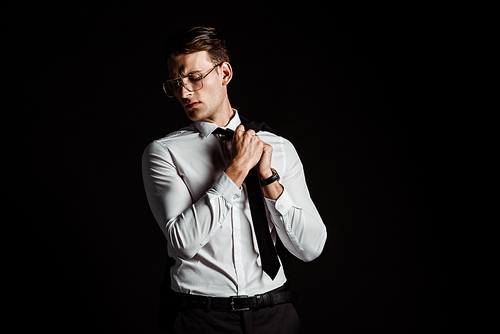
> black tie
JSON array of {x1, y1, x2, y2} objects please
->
[{"x1": 213, "y1": 126, "x2": 281, "y2": 280}]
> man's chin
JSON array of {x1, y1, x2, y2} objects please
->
[{"x1": 185, "y1": 107, "x2": 207, "y2": 122}]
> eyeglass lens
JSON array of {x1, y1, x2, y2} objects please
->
[{"x1": 164, "y1": 73, "x2": 203, "y2": 97}]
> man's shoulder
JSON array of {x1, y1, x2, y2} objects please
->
[
  {"x1": 153, "y1": 124, "x2": 198, "y2": 148},
  {"x1": 258, "y1": 130, "x2": 292, "y2": 145}
]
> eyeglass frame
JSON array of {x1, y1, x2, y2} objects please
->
[{"x1": 162, "y1": 62, "x2": 223, "y2": 98}]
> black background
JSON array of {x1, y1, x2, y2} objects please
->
[{"x1": 6, "y1": 1, "x2": 437, "y2": 333}]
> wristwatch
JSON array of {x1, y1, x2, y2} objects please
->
[{"x1": 260, "y1": 168, "x2": 280, "y2": 187}]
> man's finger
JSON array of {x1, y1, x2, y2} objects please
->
[
  {"x1": 235, "y1": 124, "x2": 245, "y2": 133},
  {"x1": 246, "y1": 129, "x2": 256, "y2": 137}
]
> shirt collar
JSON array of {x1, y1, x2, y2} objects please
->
[{"x1": 194, "y1": 109, "x2": 241, "y2": 138}]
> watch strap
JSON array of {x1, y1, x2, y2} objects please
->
[{"x1": 260, "y1": 168, "x2": 280, "y2": 187}]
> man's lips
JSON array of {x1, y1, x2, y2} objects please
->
[{"x1": 185, "y1": 102, "x2": 200, "y2": 109}]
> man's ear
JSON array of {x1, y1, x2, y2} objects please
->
[{"x1": 220, "y1": 62, "x2": 233, "y2": 86}]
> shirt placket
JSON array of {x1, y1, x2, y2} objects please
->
[
  {"x1": 218, "y1": 135, "x2": 247, "y2": 295},
  {"x1": 232, "y1": 199, "x2": 246, "y2": 295}
]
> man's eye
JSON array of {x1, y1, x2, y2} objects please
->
[{"x1": 188, "y1": 74, "x2": 202, "y2": 81}]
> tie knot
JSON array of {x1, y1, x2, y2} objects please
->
[{"x1": 213, "y1": 128, "x2": 234, "y2": 140}]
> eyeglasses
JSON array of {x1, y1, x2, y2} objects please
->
[{"x1": 162, "y1": 63, "x2": 222, "y2": 98}]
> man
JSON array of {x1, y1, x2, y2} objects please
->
[{"x1": 142, "y1": 26, "x2": 327, "y2": 333}]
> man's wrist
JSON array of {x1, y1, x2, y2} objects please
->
[
  {"x1": 259, "y1": 168, "x2": 274, "y2": 180},
  {"x1": 260, "y1": 168, "x2": 280, "y2": 187},
  {"x1": 225, "y1": 163, "x2": 249, "y2": 189}
]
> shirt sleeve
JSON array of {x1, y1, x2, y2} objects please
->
[
  {"x1": 142, "y1": 140, "x2": 241, "y2": 259},
  {"x1": 263, "y1": 139, "x2": 327, "y2": 262}
]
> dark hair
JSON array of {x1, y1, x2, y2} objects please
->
[{"x1": 164, "y1": 26, "x2": 230, "y2": 66}]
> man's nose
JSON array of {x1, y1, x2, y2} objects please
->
[{"x1": 180, "y1": 85, "x2": 193, "y2": 99}]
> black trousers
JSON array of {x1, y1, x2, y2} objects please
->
[{"x1": 167, "y1": 303, "x2": 301, "y2": 334}]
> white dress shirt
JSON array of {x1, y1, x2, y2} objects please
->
[{"x1": 142, "y1": 111, "x2": 327, "y2": 297}]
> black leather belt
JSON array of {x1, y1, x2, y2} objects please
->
[{"x1": 174, "y1": 289, "x2": 298, "y2": 312}]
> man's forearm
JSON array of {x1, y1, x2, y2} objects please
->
[{"x1": 260, "y1": 168, "x2": 284, "y2": 200}]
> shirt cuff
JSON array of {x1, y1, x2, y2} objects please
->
[
  {"x1": 212, "y1": 172, "x2": 242, "y2": 205},
  {"x1": 263, "y1": 187, "x2": 294, "y2": 216}
]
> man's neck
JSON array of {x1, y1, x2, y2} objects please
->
[{"x1": 207, "y1": 99, "x2": 234, "y2": 127}]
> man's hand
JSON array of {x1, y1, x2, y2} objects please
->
[
  {"x1": 257, "y1": 142, "x2": 273, "y2": 179},
  {"x1": 224, "y1": 125, "x2": 283, "y2": 199},
  {"x1": 225, "y1": 125, "x2": 264, "y2": 188},
  {"x1": 258, "y1": 142, "x2": 283, "y2": 200}
]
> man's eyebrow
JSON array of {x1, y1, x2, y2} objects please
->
[{"x1": 172, "y1": 68, "x2": 203, "y2": 79}]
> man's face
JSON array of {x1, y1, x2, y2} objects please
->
[{"x1": 167, "y1": 51, "x2": 227, "y2": 123}]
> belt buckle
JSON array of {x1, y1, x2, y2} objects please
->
[{"x1": 229, "y1": 295, "x2": 250, "y2": 311}]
